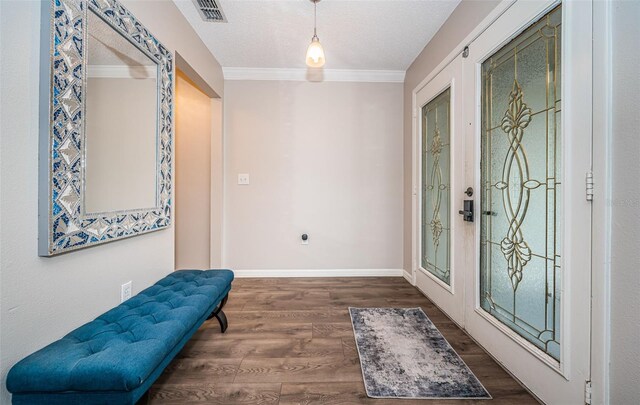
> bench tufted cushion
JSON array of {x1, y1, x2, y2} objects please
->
[{"x1": 7, "y1": 269, "x2": 233, "y2": 396}]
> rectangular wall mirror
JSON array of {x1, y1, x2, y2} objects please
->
[
  {"x1": 38, "y1": 0, "x2": 173, "y2": 256},
  {"x1": 85, "y1": 8, "x2": 158, "y2": 214}
]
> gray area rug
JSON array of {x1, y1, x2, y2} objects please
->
[{"x1": 349, "y1": 307, "x2": 491, "y2": 399}]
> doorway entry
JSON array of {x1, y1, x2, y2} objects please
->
[
  {"x1": 412, "y1": 1, "x2": 593, "y2": 403},
  {"x1": 174, "y1": 57, "x2": 223, "y2": 270}
]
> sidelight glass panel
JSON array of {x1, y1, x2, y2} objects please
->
[
  {"x1": 421, "y1": 88, "x2": 451, "y2": 285},
  {"x1": 480, "y1": 5, "x2": 562, "y2": 360}
]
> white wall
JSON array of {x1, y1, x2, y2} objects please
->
[
  {"x1": 609, "y1": 0, "x2": 640, "y2": 402},
  {"x1": 223, "y1": 80, "x2": 403, "y2": 273},
  {"x1": 0, "y1": 1, "x2": 223, "y2": 402}
]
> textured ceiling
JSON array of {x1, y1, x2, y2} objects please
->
[{"x1": 174, "y1": 0, "x2": 461, "y2": 70}]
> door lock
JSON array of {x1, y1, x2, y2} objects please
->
[{"x1": 458, "y1": 200, "x2": 474, "y2": 222}]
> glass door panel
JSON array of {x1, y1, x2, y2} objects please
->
[
  {"x1": 479, "y1": 5, "x2": 562, "y2": 360},
  {"x1": 463, "y1": 1, "x2": 591, "y2": 401},
  {"x1": 414, "y1": 55, "x2": 464, "y2": 325},
  {"x1": 422, "y1": 88, "x2": 451, "y2": 286}
]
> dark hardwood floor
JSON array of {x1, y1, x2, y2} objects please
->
[{"x1": 148, "y1": 277, "x2": 538, "y2": 404}]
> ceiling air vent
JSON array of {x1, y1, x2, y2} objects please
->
[{"x1": 192, "y1": 0, "x2": 227, "y2": 23}]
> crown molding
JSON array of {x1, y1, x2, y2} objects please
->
[
  {"x1": 87, "y1": 65, "x2": 156, "y2": 79},
  {"x1": 222, "y1": 67, "x2": 405, "y2": 83}
]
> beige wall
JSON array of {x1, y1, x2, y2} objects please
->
[
  {"x1": 402, "y1": 0, "x2": 500, "y2": 273},
  {"x1": 223, "y1": 80, "x2": 403, "y2": 272},
  {"x1": 85, "y1": 77, "x2": 157, "y2": 213},
  {"x1": 175, "y1": 71, "x2": 212, "y2": 269},
  {"x1": 0, "y1": 1, "x2": 223, "y2": 402},
  {"x1": 610, "y1": 0, "x2": 640, "y2": 402},
  {"x1": 210, "y1": 98, "x2": 224, "y2": 268}
]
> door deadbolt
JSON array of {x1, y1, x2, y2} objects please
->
[
  {"x1": 458, "y1": 200, "x2": 474, "y2": 222},
  {"x1": 464, "y1": 187, "x2": 474, "y2": 197}
]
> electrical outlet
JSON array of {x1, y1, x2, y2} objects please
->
[{"x1": 121, "y1": 281, "x2": 132, "y2": 302}]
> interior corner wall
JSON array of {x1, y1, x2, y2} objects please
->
[
  {"x1": 175, "y1": 71, "x2": 212, "y2": 270},
  {"x1": 609, "y1": 0, "x2": 640, "y2": 402},
  {"x1": 210, "y1": 98, "x2": 224, "y2": 268},
  {"x1": 223, "y1": 80, "x2": 403, "y2": 272},
  {"x1": 402, "y1": 0, "x2": 501, "y2": 274},
  {"x1": 0, "y1": 1, "x2": 223, "y2": 402}
]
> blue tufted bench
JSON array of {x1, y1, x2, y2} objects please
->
[{"x1": 6, "y1": 269, "x2": 233, "y2": 405}]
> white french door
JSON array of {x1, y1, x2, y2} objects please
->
[
  {"x1": 462, "y1": 1, "x2": 592, "y2": 403},
  {"x1": 413, "y1": 0, "x2": 593, "y2": 403},
  {"x1": 414, "y1": 56, "x2": 466, "y2": 326}
]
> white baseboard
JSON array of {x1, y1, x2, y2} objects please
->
[
  {"x1": 403, "y1": 270, "x2": 414, "y2": 285},
  {"x1": 233, "y1": 269, "x2": 404, "y2": 278}
]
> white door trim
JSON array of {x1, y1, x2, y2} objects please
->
[{"x1": 590, "y1": 0, "x2": 613, "y2": 403}]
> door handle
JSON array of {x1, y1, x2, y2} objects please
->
[{"x1": 458, "y1": 200, "x2": 474, "y2": 222}]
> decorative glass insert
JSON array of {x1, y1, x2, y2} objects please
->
[
  {"x1": 480, "y1": 5, "x2": 562, "y2": 360},
  {"x1": 421, "y1": 88, "x2": 451, "y2": 285}
]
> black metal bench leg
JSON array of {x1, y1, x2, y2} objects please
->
[
  {"x1": 135, "y1": 390, "x2": 150, "y2": 405},
  {"x1": 207, "y1": 293, "x2": 229, "y2": 333},
  {"x1": 214, "y1": 310, "x2": 228, "y2": 333}
]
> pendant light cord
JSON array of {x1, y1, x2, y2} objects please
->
[{"x1": 313, "y1": 1, "x2": 317, "y2": 37}]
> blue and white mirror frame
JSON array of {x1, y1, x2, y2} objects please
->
[{"x1": 38, "y1": 0, "x2": 173, "y2": 256}]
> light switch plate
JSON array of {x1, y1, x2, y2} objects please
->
[{"x1": 238, "y1": 173, "x2": 250, "y2": 185}]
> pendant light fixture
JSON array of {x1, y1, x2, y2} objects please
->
[{"x1": 305, "y1": 0, "x2": 325, "y2": 67}]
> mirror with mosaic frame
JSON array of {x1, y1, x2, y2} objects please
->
[{"x1": 38, "y1": 0, "x2": 173, "y2": 256}]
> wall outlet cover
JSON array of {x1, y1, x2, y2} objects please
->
[{"x1": 121, "y1": 281, "x2": 132, "y2": 302}]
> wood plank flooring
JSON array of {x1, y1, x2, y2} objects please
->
[{"x1": 148, "y1": 277, "x2": 538, "y2": 404}]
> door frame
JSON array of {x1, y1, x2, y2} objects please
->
[
  {"x1": 410, "y1": 0, "x2": 604, "y2": 402},
  {"x1": 590, "y1": 0, "x2": 613, "y2": 403}
]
